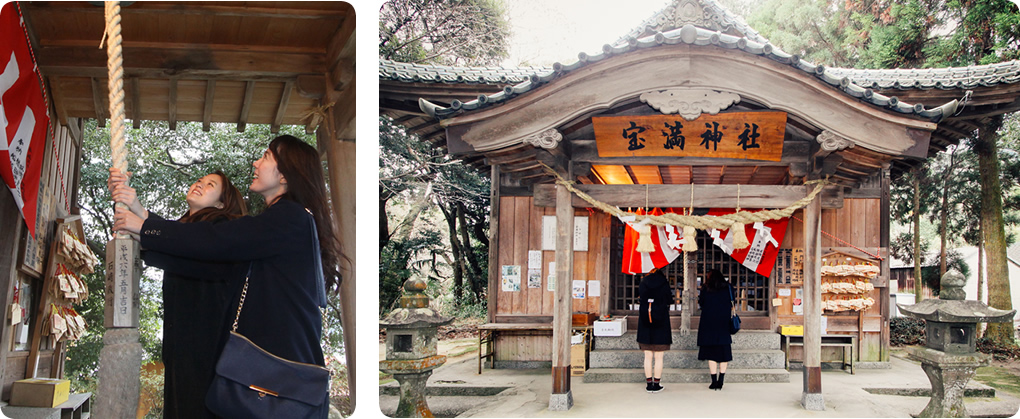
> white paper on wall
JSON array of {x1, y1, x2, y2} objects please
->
[
  {"x1": 572, "y1": 280, "x2": 586, "y2": 299},
  {"x1": 541, "y1": 216, "x2": 589, "y2": 251},
  {"x1": 528, "y1": 250, "x2": 542, "y2": 270}
]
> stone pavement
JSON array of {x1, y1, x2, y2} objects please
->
[{"x1": 379, "y1": 340, "x2": 1020, "y2": 418}]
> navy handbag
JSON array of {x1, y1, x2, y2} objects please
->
[{"x1": 728, "y1": 284, "x2": 741, "y2": 335}]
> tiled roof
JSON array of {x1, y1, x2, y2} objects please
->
[
  {"x1": 827, "y1": 61, "x2": 1020, "y2": 90},
  {"x1": 614, "y1": 0, "x2": 769, "y2": 46},
  {"x1": 379, "y1": 60, "x2": 541, "y2": 85},
  {"x1": 383, "y1": 24, "x2": 963, "y2": 122}
]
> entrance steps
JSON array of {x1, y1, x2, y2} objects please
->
[{"x1": 584, "y1": 330, "x2": 790, "y2": 383}]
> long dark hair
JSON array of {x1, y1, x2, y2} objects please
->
[
  {"x1": 178, "y1": 171, "x2": 248, "y2": 223},
  {"x1": 268, "y1": 135, "x2": 343, "y2": 294},
  {"x1": 702, "y1": 269, "x2": 729, "y2": 293}
]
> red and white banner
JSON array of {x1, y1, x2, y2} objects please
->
[
  {"x1": 1, "y1": 3, "x2": 49, "y2": 238},
  {"x1": 620, "y1": 208, "x2": 687, "y2": 275},
  {"x1": 619, "y1": 208, "x2": 789, "y2": 277},
  {"x1": 707, "y1": 208, "x2": 789, "y2": 277}
]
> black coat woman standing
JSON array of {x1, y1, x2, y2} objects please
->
[
  {"x1": 110, "y1": 170, "x2": 248, "y2": 418},
  {"x1": 637, "y1": 269, "x2": 673, "y2": 392},
  {"x1": 697, "y1": 269, "x2": 733, "y2": 390},
  {"x1": 113, "y1": 135, "x2": 344, "y2": 417}
]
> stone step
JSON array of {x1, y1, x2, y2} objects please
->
[
  {"x1": 582, "y1": 368, "x2": 790, "y2": 384},
  {"x1": 589, "y1": 348, "x2": 786, "y2": 369},
  {"x1": 593, "y1": 330, "x2": 780, "y2": 351}
]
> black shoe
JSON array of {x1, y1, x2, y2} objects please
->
[
  {"x1": 646, "y1": 380, "x2": 653, "y2": 392},
  {"x1": 716, "y1": 373, "x2": 725, "y2": 390},
  {"x1": 709, "y1": 373, "x2": 719, "y2": 390},
  {"x1": 649, "y1": 382, "x2": 664, "y2": 393}
]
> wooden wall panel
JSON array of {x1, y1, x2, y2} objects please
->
[
  {"x1": 781, "y1": 200, "x2": 879, "y2": 250},
  {"x1": 496, "y1": 196, "x2": 515, "y2": 315},
  {"x1": 495, "y1": 333, "x2": 553, "y2": 361},
  {"x1": 512, "y1": 197, "x2": 531, "y2": 315},
  {"x1": 542, "y1": 206, "x2": 555, "y2": 316}
]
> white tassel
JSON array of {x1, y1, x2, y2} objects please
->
[
  {"x1": 731, "y1": 222, "x2": 750, "y2": 250},
  {"x1": 682, "y1": 226, "x2": 698, "y2": 252},
  {"x1": 636, "y1": 223, "x2": 655, "y2": 253}
]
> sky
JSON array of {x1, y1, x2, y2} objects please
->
[{"x1": 501, "y1": 0, "x2": 674, "y2": 67}]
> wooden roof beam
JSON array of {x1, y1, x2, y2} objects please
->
[
  {"x1": 533, "y1": 184, "x2": 845, "y2": 209},
  {"x1": 274, "y1": 81, "x2": 293, "y2": 134},
  {"x1": 90, "y1": 77, "x2": 107, "y2": 127},
  {"x1": 24, "y1": 3, "x2": 351, "y2": 19},
  {"x1": 937, "y1": 123, "x2": 973, "y2": 139},
  {"x1": 203, "y1": 80, "x2": 215, "y2": 132},
  {"x1": 326, "y1": 8, "x2": 356, "y2": 92},
  {"x1": 168, "y1": 78, "x2": 178, "y2": 130},
  {"x1": 238, "y1": 81, "x2": 255, "y2": 133},
  {"x1": 46, "y1": 76, "x2": 69, "y2": 126},
  {"x1": 131, "y1": 77, "x2": 141, "y2": 129},
  {"x1": 36, "y1": 46, "x2": 324, "y2": 79}
]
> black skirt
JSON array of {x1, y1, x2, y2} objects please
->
[
  {"x1": 639, "y1": 343, "x2": 670, "y2": 351},
  {"x1": 697, "y1": 344, "x2": 732, "y2": 362}
]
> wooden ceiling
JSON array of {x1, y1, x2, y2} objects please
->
[{"x1": 19, "y1": 1, "x2": 355, "y2": 132}]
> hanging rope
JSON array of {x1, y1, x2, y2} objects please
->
[
  {"x1": 103, "y1": 2, "x2": 126, "y2": 173},
  {"x1": 103, "y1": 1, "x2": 128, "y2": 236}
]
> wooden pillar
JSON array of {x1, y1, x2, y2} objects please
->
[
  {"x1": 801, "y1": 183, "x2": 824, "y2": 410},
  {"x1": 680, "y1": 254, "x2": 695, "y2": 335},
  {"x1": 879, "y1": 167, "x2": 891, "y2": 362},
  {"x1": 320, "y1": 82, "x2": 356, "y2": 407},
  {"x1": 549, "y1": 184, "x2": 574, "y2": 410},
  {"x1": 487, "y1": 166, "x2": 500, "y2": 324}
]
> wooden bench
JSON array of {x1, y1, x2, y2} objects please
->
[
  {"x1": 477, "y1": 323, "x2": 552, "y2": 374},
  {"x1": 783, "y1": 334, "x2": 856, "y2": 374}
]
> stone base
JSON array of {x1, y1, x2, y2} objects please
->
[
  {"x1": 801, "y1": 392, "x2": 825, "y2": 411},
  {"x1": 548, "y1": 391, "x2": 573, "y2": 411},
  {"x1": 95, "y1": 329, "x2": 142, "y2": 419}
]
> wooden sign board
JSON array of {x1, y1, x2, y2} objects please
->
[{"x1": 593, "y1": 112, "x2": 786, "y2": 160}]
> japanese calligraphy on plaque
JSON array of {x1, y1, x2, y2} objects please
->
[{"x1": 593, "y1": 112, "x2": 787, "y2": 160}]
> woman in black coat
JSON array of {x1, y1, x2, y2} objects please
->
[
  {"x1": 697, "y1": 269, "x2": 734, "y2": 390},
  {"x1": 114, "y1": 135, "x2": 343, "y2": 418},
  {"x1": 637, "y1": 268, "x2": 673, "y2": 392},
  {"x1": 110, "y1": 169, "x2": 248, "y2": 419}
]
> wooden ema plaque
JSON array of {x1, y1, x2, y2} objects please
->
[{"x1": 593, "y1": 112, "x2": 786, "y2": 160}]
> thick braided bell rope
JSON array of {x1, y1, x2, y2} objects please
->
[
  {"x1": 103, "y1": 2, "x2": 126, "y2": 173},
  {"x1": 103, "y1": 1, "x2": 128, "y2": 238},
  {"x1": 547, "y1": 166, "x2": 829, "y2": 231}
]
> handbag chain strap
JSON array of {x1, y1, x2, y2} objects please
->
[
  {"x1": 728, "y1": 283, "x2": 737, "y2": 316},
  {"x1": 232, "y1": 270, "x2": 251, "y2": 332}
]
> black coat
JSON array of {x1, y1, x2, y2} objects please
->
[
  {"x1": 140, "y1": 198, "x2": 327, "y2": 369},
  {"x1": 697, "y1": 284, "x2": 734, "y2": 347},
  {"x1": 143, "y1": 214, "x2": 245, "y2": 419},
  {"x1": 636, "y1": 271, "x2": 673, "y2": 346}
]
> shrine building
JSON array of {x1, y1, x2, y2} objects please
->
[{"x1": 379, "y1": 0, "x2": 1020, "y2": 410}]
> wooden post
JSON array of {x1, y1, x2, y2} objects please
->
[
  {"x1": 879, "y1": 167, "x2": 891, "y2": 362},
  {"x1": 681, "y1": 254, "x2": 695, "y2": 335},
  {"x1": 321, "y1": 132, "x2": 356, "y2": 406},
  {"x1": 801, "y1": 183, "x2": 824, "y2": 410},
  {"x1": 488, "y1": 166, "x2": 500, "y2": 324},
  {"x1": 549, "y1": 184, "x2": 574, "y2": 411}
]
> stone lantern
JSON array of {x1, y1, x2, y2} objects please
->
[
  {"x1": 379, "y1": 278, "x2": 453, "y2": 418},
  {"x1": 897, "y1": 270, "x2": 1015, "y2": 418}
]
